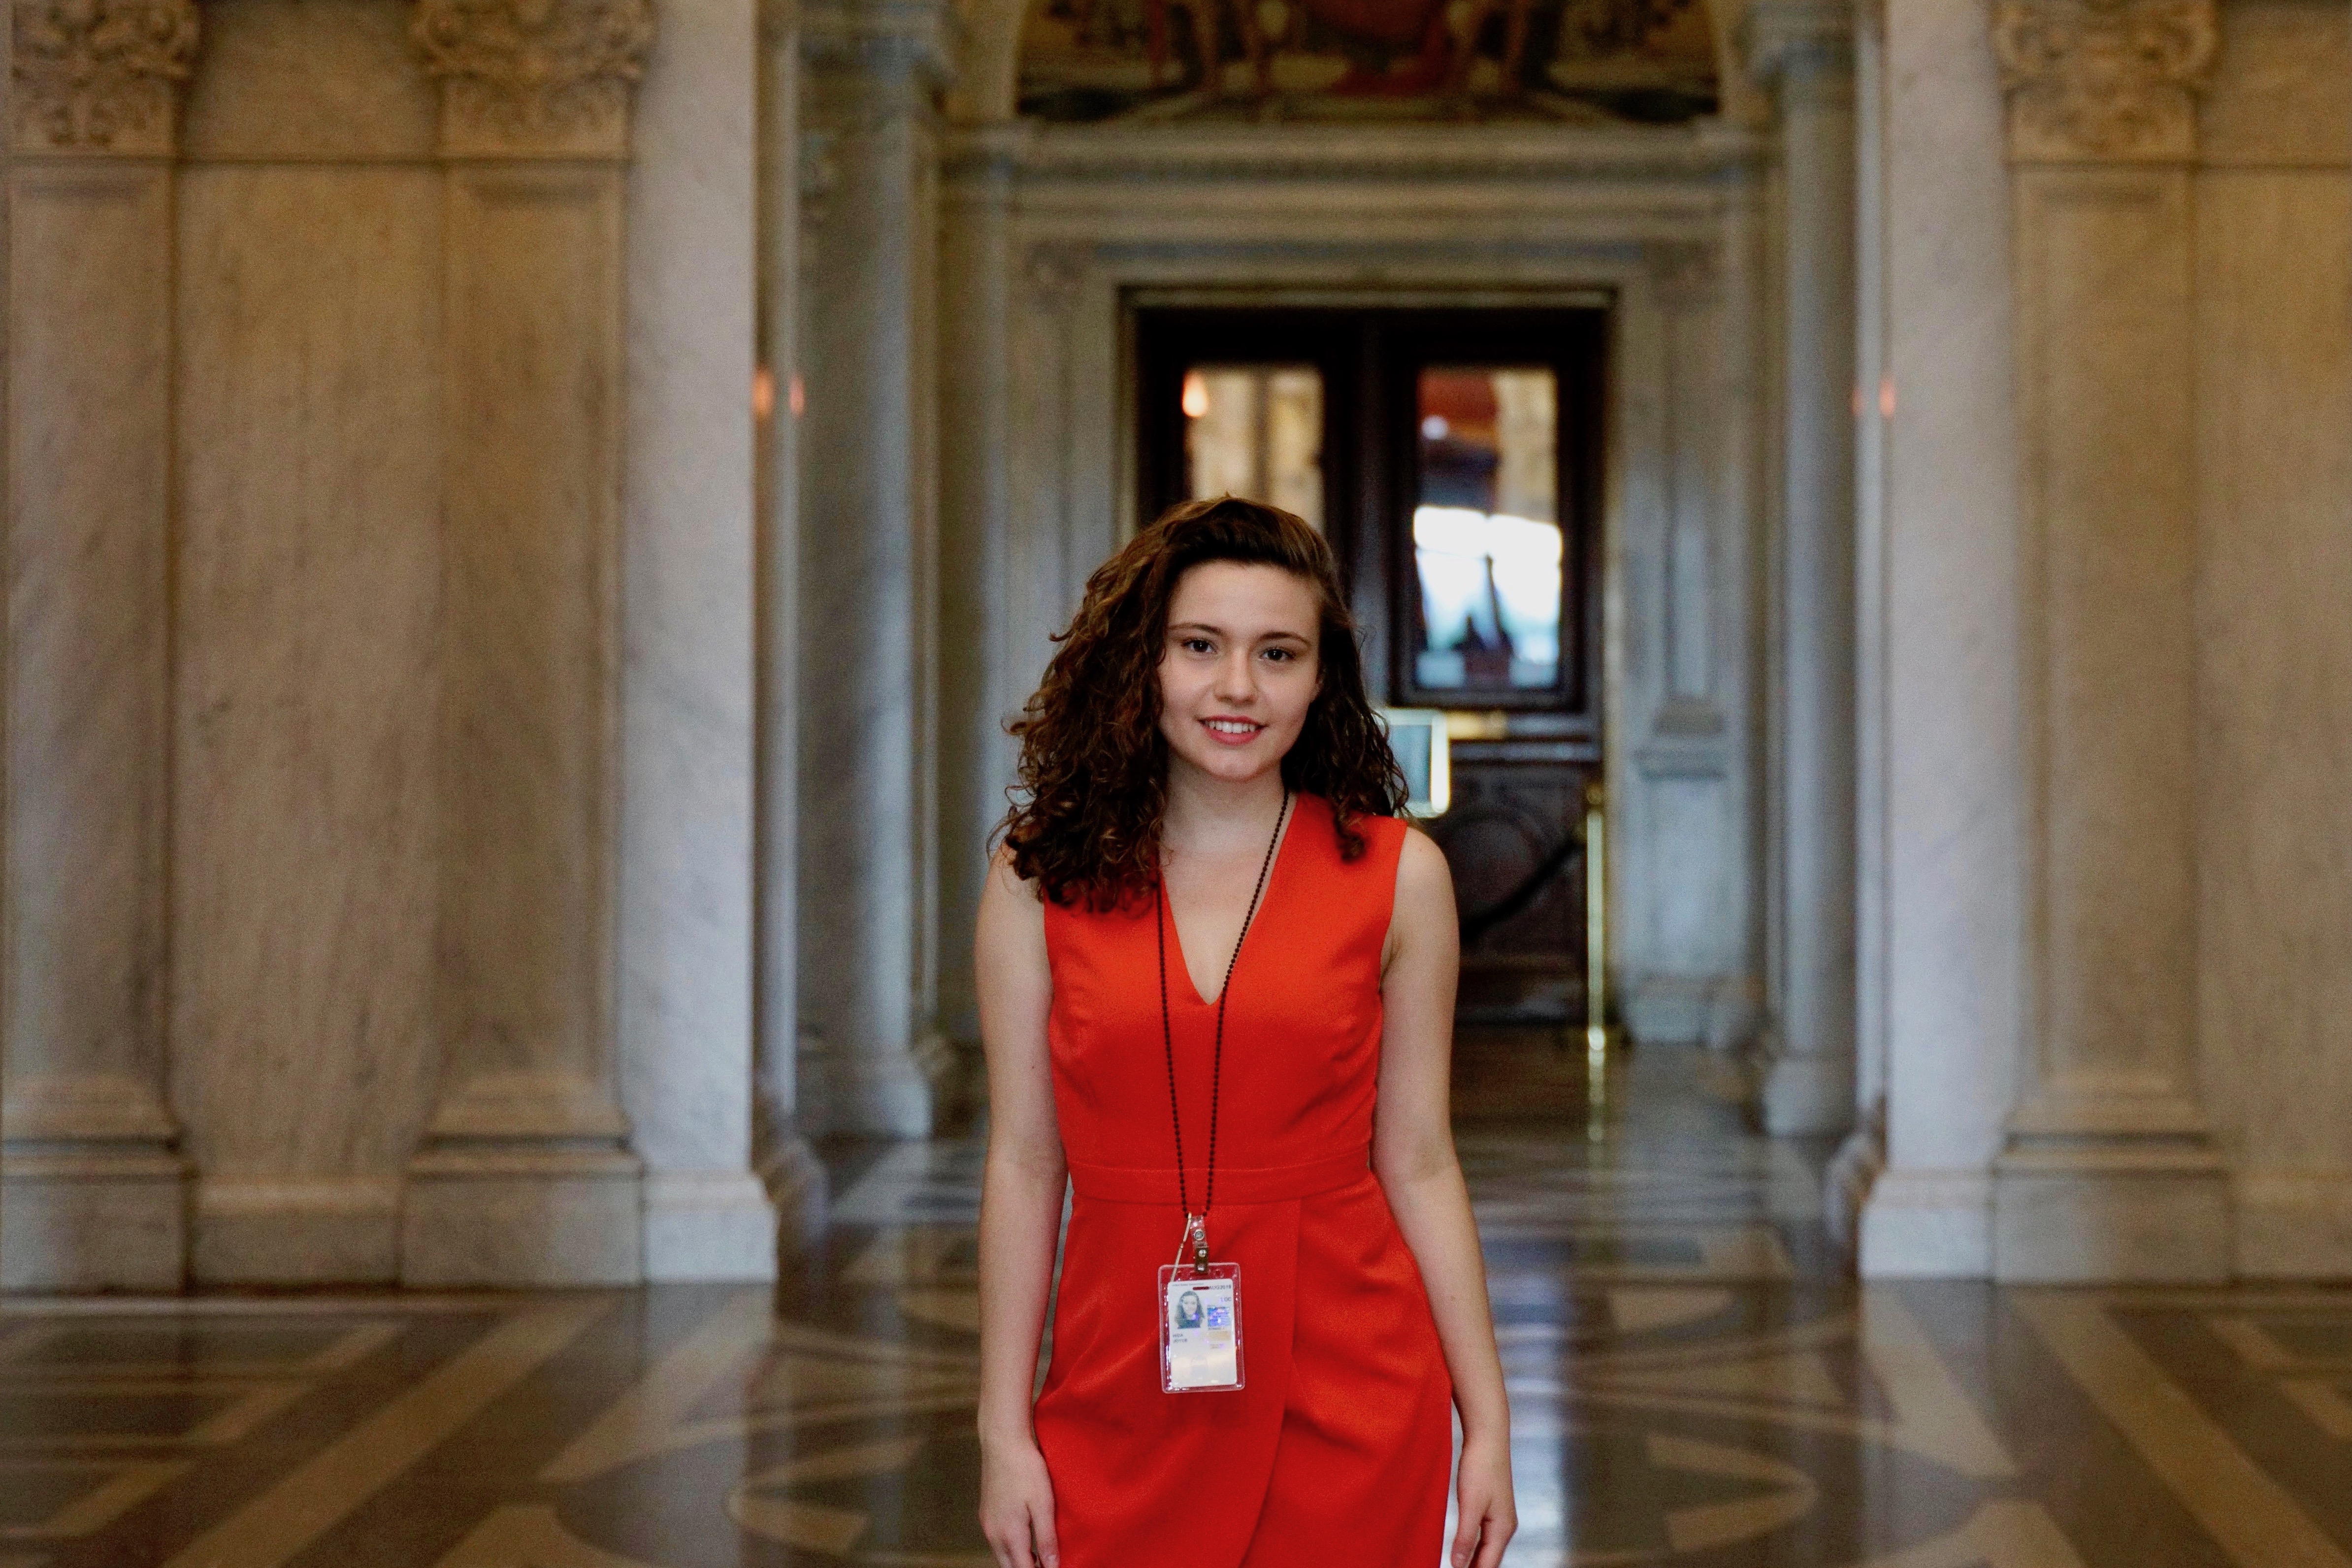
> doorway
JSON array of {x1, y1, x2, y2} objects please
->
[{"x1": 1134, "y1": 304, "x2": 1608, "y2": 1028}]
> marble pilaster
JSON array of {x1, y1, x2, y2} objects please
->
[
  {"x1": 795, "y1": 0, "x2": 957, "y2": 1137},
  {"x1": 620, "y1": 0, "x2": 781, "y2": 1280},
  {"x1": 754, "y1": 0, "x2": 826, "y2": 1241},
  {"x1": 1856, "y1": 0, "x2": 2027, "y2": 1278},
  {"x1": 1988, "y1": 0, "x2": 2229, "y2": 1282},
  {"x1": 1, "y1": 0, "x2": 200, "y2": 1290},
  {"x1": 936, "y1": 123, "x2": 1022, "y2": 1071},
  {"x1": 1745, "y1": 0, "x2": 1859, "y2": 1138},
  {"x1": 401, "y1": 0, "x2": 654, "y2": 1285}
]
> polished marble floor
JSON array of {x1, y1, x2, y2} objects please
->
[{"x1": 6, "y1": 1042, "x2": 2352, "y2": 1566}]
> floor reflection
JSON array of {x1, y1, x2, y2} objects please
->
[{"x1": 3, "y1": 1044, "x2": 2351, "y2": 1566}]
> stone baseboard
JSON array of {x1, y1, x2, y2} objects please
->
[
  {"x1": 2232, "y1": 1173, "x2": 2352, "y2": 1280},
  {"x1": 1993, "y1": 1145, "x2": 2230, "y2": 1284},
  {"x1": 401, "y1": 1147, "x2": 644, "y2": 1286},
  {"x1": 1859, "y1": 1167, "x2": 1993, "y2": 1278},
  {"x1": 1623, "y1": 977, "x2": 1712, "y2": 1046},
  {"x1": 193, "y1": 1176, "x2": 399, "y2": 1285},
  {"x1": 0, "y1": 1149, "x2": 189, "y2": 1291},
  {"x1": 644, "y1": 1170, "x2": 780, "y2": 1282}
]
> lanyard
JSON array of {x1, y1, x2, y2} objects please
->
[{"x1": 1155, "y1": 791, "x2": 1290, "y2": 1276}]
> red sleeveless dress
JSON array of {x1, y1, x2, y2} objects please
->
[{"x1": 1032, "y1": 795, "x2": 1454, "y2": 1568}]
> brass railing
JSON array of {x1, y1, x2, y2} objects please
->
[{"x1": 1584, "y1": 777, "x2": 1611, "y2": 1141}]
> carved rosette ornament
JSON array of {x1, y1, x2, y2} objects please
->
[
  {"x1": 1991, "y1": 0, "x2": 2218, "y2": 162},
  {"x1": 412, "y1": 0, "x2": 657, "y2": 158},
  {"x1": 11, "y1": 0, "x2": 200, "y2": 156}
]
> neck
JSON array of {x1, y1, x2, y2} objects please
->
[{"x1": 1161, "y1": 761, "x2": 1288, "y2": 857}]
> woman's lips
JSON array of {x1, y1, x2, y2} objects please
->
[{"x1": 1200, "y1": 717, "x2": 1265, "y2": 747}]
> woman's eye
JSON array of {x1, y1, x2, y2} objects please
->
[
  {"x1": 1262, "y1": 647, "x2": 1294, "y2": 663},
  {"x1": 1183, "y1": 637, "x2": 1214, "y2": 654}
]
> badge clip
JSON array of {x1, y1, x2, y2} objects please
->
[{"x1": 1177, "y1": 1213, "x2": 1212, "y2": 1277}]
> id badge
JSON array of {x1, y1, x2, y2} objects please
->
[{"x1": 1157, "y1": 1263, "x2": 1244, "y2": 1392}]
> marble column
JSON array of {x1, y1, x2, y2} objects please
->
[
  {"x1": 620, "y1": 0, "x2": 784, "y2": 1281},
  {"x1": 795, "y1": 0, "x2": 957, "y2": 1137},
  {"x1": 1830, "y1": 0, "x2": 1890, "y2": 1248},
  {"x1": 1857, "y1": 0, "x2": 2027, "y2": 1278},
  {"x1": 754, "y1": 0, "x2": 827, "y2": 1238},
  {"x1": 400, "y1": 0, "x2": 656, "y2": 1285},
  {"x1": 1745, "y1": 0, "x2": 1860, "y2": 1137},
  {"x1": 1988, "y1": 0, "x2": 2229, "y2": 1281},
  {"x1": 936, "y1": 123, "x2": 1021, "y2": 1064},
  {"x1": 1, "y1": 0, "x2": 201, "y2": 1290}
]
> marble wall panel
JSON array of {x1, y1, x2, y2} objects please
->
[
  {"x1": 2193, "y1": 169, "x2": 2352, "y2": 1274},
  {"x1": 1, "y1": 162, "x2": 186, "y2": 1289},
  {"x1": 1643, "y1": 774, "x2": 1733, "y2": 972},
  {"x1": 620, "y1": 0, "x2": 774, "y2": 1278},
  {"x1": 179, "y1": 0, "x2": 438, "y2": 163},
  {"x1": 2020, "y1": 170, "x2": 2198, "y2": 1104},
  {"x1": 4, "y1": 169, "x2": 173, "y2": 1138},
  {"x1": 169, "y1": 165, "x2": 443, "y2": 1282},
  {"x1": 437, "y1": 167, "x2": 622, "y2": 1119}
]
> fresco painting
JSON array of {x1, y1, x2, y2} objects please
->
[{"x1": 1017, "y1": 0, "x2": 1718, "y2": 124}]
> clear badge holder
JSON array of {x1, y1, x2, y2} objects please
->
[{"x1": 1158, "y1": 1215, "x2": 1244, "y2": 1393}]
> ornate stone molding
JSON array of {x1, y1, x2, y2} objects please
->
[
  {"x1": 1641, "y1": 238, "x2": 1719, "y2": 308},
  {"x1": 412, "y1": 0, "x2": 656, "y2": 159},
  {"x1": 10, "y1": 0, "x2": 200, "y2": 156},
  {"x1": 1991, "y1": 0, "x2": 2218, "y2": 162},
  {"x1": 1022, "y1": 242, "x2": 1090, "y2": 320}
]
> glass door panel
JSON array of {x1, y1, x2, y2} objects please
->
[
  {"x1": 1182, "y1": 364, "x2": 1325, "y2": 530},
  {"x1": 1410, "y1": 366, "x2": 1562, "y2": 694}
]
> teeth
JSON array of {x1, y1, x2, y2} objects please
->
[{"x1": 1205, "y1": 719, "x2": 1260, "y2": 735}]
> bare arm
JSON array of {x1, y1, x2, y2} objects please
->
[
  {"x1": 1372, "y1": 828, "x2": 1515, "y2": 1568},
  {"x1": 974, "y1": 848, "x2": 1068, "y2": 1568}
]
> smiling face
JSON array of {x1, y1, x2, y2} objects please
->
[{"x1": 1156, "y1": 560, "x2": 1323, "y2": 789}]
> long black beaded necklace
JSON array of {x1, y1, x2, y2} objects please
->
[{"x1": 1155, "y1": 790, "x2": 1290, "y2": 1276}]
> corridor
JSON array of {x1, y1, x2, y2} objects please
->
[{"x1": 5, "y1": 1045, "x2": 2351, "y2": 1566}]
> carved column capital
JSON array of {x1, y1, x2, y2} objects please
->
[
  {"x1": 412, "y1": 0, "x2": 657, "y2": 159},
  {"x1": 10, "y1": 0, "x2": 200, "y2": 156},
  {"x1": 1991, "y1": 0, "x2": 2218, "y2": 162},
  {"x1": 800, "y1": 0, "x2": 958, "y2": 91},
  {"x1": 1739, "y1": 0, "x2": 1854, "y2": 103}
]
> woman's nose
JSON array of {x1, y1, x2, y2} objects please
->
[{"x1": 1212, "y1": 652, "x2": 1256, "y2": 698}]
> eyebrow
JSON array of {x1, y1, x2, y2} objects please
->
[{"x1": 1168, "y1": 621, "x2": 1311, "y2": 643}]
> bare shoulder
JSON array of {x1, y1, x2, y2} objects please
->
[
  {"x1": 984, "y1": 844, "x2": 1045, "y2": 905},
  {"x1": 1384, "y1": 823, "x2": 1457, "y2": 974},
  {"x1": 978, "y1": 846, "x2": 1047, "y2": 965},
  {"x1": 1394, "y1": 823, "x2": 1456, "y2": 905}
]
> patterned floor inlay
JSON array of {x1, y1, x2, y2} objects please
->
[{"x1": 2, "y1": 1045, "x2": 2350, "y2": 1565}]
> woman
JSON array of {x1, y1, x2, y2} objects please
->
[{"x1": 974, "y1": 496, "x2": 1516, "y2": 1568}]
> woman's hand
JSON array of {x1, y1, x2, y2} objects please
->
[
  {"x1": 1450, "y1": 1430, "x2": 1517, "y2": 1568},
  {"x1": 979, "y1": 1432, "x2": 1061, "y2": 1568}
]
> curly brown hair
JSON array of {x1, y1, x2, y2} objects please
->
[{"x1": 999, "y1": 495, "x2": 1408, "y2": 910}]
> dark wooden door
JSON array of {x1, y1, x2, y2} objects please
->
[{"x1": 1135, "y1": 304, "x2": 1606, "y2": 1023}]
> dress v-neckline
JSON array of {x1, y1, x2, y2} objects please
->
[{"x1": 1163, "y1": 799, "x2": 1300, "y2": 1008}]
